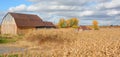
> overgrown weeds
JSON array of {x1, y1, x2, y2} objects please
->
[
  {"x1": 1, "y1": 28, "x2": 120, "y2": 57},
  {"x1": 25, "y1": 29, "x2": 77, "y2": 44}
]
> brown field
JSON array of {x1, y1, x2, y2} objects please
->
[{"x1": 1, "y1": 28, "x2": 120, "y2": 57}]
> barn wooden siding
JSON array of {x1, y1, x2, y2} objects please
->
[
  {"x1": 1, "y1": 14, "x2": 17, "y2": 35},
  {"x1": 17, "y1": 27, "x2": 35, "y2": 34}
]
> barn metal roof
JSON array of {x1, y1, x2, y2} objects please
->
[
  {"x1": 44, "y1": 22, "x2": 55, "y2": 26},
  {"x1": 79, "y1": 26, "x2": 92, "y2": 30},
  {"x1": 8, "y1": 12, "x2": 55, "y2": 27}
]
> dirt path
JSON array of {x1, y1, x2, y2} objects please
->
[{"x1": 0, "y1": 45, "x2": 25, "y2": 54}]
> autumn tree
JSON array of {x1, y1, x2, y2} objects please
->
[
  {"x1": 57, "y1": 18, "x2": 79, "y2": 28},
  {"x1": 92, "y1": 20, "x2": 99, "y2": 30},
  {"x1": 58, "y1": 18, "x2": 67, "y2": 28},
  {"x1": 70, "y1": 18, "x2": 79, "y2": 28},
  {"x1": 66, "y1": 19, "x2": 71, "y2": 28}
]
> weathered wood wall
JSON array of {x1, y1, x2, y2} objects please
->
[
  {"x1": 17, "y1": 27, "x2": 35, "y2": 34},
  {"x1": 1, "y1": 14, "x2": 17, "y2": 35}
]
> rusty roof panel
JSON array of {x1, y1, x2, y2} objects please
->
[
  {"x1": 79, "y1": 26, "x2": 91, "y2": 30},
  {"x1": 44, "y1": 22, "x2": 55, "y2": 26},
  {"x1": 9, "y1": 12, "x2": 54, "y2": 27}
]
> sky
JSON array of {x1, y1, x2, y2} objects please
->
[{"x1": 0, "y1": 0, "x2": 120, "y2": 26}]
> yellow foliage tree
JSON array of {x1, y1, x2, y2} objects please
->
[
  {"x1": 57, "y1": 18, "x2": 79, "y2": 28},
  {"x1": 58, "y1": 18, "x2": 67, "y2": 28},
  {"x1": 92, "y1": 20, "x2": 99, "y2": 30},
  {"x1": 70, "y1": 18, "x2": 79, "y2": 28},
  {"x1": 66, "y1": 19, "x2": 71, "y2": 28}
]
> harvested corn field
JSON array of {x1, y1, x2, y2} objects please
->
[{"x1": 4, "y1": 28, "x2": 120, "y2": 57}]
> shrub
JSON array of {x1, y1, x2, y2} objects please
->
[{"x1": 92, "y1": 20, "x2": 99, "y2": 30}]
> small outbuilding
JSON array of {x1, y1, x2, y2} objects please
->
[
  {"x1": 1, "y1": 12, "x2": 55, "y2": 35},
  {"x1": 78, "y1": 26, "x2": 92, "y2": 31}
]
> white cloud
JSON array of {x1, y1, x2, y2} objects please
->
[
  {"x1": 107, "y1": 10, "x2": 120, "y2": 15},
  {"x1": 8, "y1": 4, "x2": 27, "y2": 12},
  {"x1": 27, "y1": 5, "x2": 38, "y2": 11},
  {"x1": 27, "y1": 0, "x2": 108, "y2": 3},
  {"x1": 80, "y1": 11, "x2": 94, "y2": 17},
  {"x1": 104, "y1": 0, "x2": 120, "y2": 8},
  {"x1": 97, "y1": 0, "x2": 120, "y2": 9},
  {"x1": 27, "y1": 3, "x2": 73, "y2": 11}
]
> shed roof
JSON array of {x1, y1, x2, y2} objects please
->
[
  {"x1": 44, "y1": 22, "x2": 55, "y2": 27},
  {"x1": 8, "y1": 12, "x2": 54, "y2": 27},
  {"x1": 79, "y1": 26, "x2": 92, "y2": 30}
]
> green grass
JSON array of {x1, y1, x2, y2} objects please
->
[
  {"x1": 8, "y1": 54, "x2": 18, "y2": 57},
  {"x1": 0, "y1": 34, "x2": 24, "y2": 44},
  {"x1": 0, "y1": 38, "x2": 15, "y2": 43},
  {"x1": 0, "y1": 54, "x2": 19, "y2": 57}
]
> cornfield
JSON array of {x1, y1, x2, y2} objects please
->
[{"x1": 1, "y1": 28, "x2": 120, "y2": 57}]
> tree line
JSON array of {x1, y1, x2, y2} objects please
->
[
  {"x1": 57, "y1": 18, "x2": 99, "y2": 30},
  {"x1": 57, "y1": 18, "x2": 79, "y2": 28}
]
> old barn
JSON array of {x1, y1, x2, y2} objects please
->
[{"x1": 1, "y1": 12, "x2": 55, "y2": 35}]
